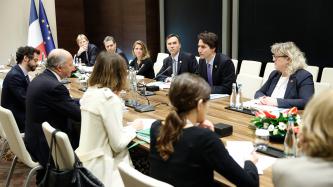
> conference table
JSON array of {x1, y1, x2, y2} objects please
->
[{"x1": 67, "y1": 77, "x2": 282, "y2": 187}]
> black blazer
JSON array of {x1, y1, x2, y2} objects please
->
[
  {"x1": 197, "y1": 53, "x2": 236, "y2": 94},
  {"x1": 129, "y1": 57, "x2": 155, "y2": 79},
  {"x1": 25, "y1": 69, "x2": 81, "y2": 166},
  {"x1": 1, "y1": 64, "x2": 29, "y2": 132},
  {"x1": 255, "y1": 69, "x2": 314, "y2": 109},
  {"x1": 116, "y1": 48, "x2": 129, "y2": 67},
  {"x1": 155, "y1": 51, "x2": 198, "y2": 81},
  {"x1": 77, "y1": 43, "x2": 99, "y2": 66}
]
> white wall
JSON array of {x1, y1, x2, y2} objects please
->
[{"x1": 0, "y1": 0, "x2": 57, "y2": 65}]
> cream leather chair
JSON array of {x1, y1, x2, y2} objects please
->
[
  {"x1": 231, "y1": 59, "x2": 238, "y2": 73},
  {"x1": 321, "y1": 67, "x2": 333, "y2": 85},
  {"x1": 154, "y1": 53, "x2": 169, "y2": 75},
  {"x1": 305, "y1": 65, "x2": 319, "y2": 82},
  {"x1": 262, "y1": 62, "x2": 275, "y2": 85},
  {"x1": 0, "y1": 106, "x2": 42, "y2": 187},
  {"x1": 42, "y1": 122, "x2": 75, "y2": 170},
  {"x1": 118, "y1": 162, "x2": 173, "y2": 187},
  {"x1": 239, "y1": 60, "x2": 262, "y2": 76},
  {"x1": 236, "y1": 74, "x2": 263, "y2": 99}
]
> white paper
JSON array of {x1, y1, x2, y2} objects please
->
[
  {"x1": 243, "y1": 99, "x2": 285, "y2": 112},
  {"x1": 127, "y1": 118, "x2": 156, "y2": 130},
  {"x1": 226, "y1": 141, "x2": 277, "y2": 174},
  {"x1": 210, "y1": 94, "x2": 229, "y2": 100},
  {"x1": 146, "y1": 81, "x2": 171, "y2": 89}
]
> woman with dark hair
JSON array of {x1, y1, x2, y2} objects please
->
[
  {"x1": 129, "y1": 40, "x2": 155, "y2": 79},
  {"x1": 149, "y1": 73, "x2": 259, "y2": 187},
  {"x1": 76, "y1": 52, "x2": 143, "y2": 187}
]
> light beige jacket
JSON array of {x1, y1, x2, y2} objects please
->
[
  {"x1": 273, "y1": 156, "x2": 333, "y2": 187},
  {"x1": 76, "y1": 87, "x2": 136, "y2": 187}
]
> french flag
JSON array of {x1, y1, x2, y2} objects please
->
[{"x1": 28, "y1": 0, "x2": 46, "y2": 59}]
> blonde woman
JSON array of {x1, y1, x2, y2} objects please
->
[
  {"x1": 255, "y1": 42, "x2": 314, "y2": 109},
  {"x1": 273, "y1": 90, "x2": 333, "y2": 187},
  {"x1": 76, "y1": 52, "x2": 143, "y2": 187},
  {"x1": 75, "y1": 34, "x2": 99, "y2": 66},
  {"x1": 129, "y1": 40, "x2": 155, "y2": 78}
]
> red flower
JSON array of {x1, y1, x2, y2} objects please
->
[
  {"x1": 288, "y1": 107, "x2": 298, "y2": 115},
  {"x1": 263, "y1": 111, "x2": 277, "y2": 119}
]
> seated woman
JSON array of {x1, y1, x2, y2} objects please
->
[
  {"x1": 129, "y1": 40, "x2": 155, "y2": 79},
  {"x1": 75, "y1": 34, "x2": 99, "y2": 66},
  {"x1": 76, "y1": 52, "x2": 143, "y2": 187},
  {"x1": 273, "y1": 90, "x2": 333, "y2": 187},
  {"x1": 149, "y1": 73, "x2": 259, "y2": 187},
  {"x1": 255, "y1": 42, "x2": 314, "y2": 109}
]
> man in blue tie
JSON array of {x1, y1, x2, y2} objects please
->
[
  {"x1": 156, "y1": 34, "x2": 198, "y2": 82},
  {"x1": 196, "y1": 31, "x2": 236, "y2": 94},
  {"x1": 1, "y1": 46, "x2": 40, "y2": 132}
]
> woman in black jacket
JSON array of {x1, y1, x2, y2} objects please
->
[{"x1": 129, "y1": 40, "x2": 155, "y2": 79}]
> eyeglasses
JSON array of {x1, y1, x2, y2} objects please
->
[{"x1": 272, "y1": 55, "x2": 288, "y2": 61}]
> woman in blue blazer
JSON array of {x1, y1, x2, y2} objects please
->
[{"x1": 255, "y1": 42, "x2": 314, "y2": 109}]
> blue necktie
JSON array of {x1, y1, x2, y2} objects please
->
[
  {"x1": 207, "y1": 63, "x2": 213, "y2": 86},
  {"x1": 172, "y1": 58, "x2": 178, "y2": 77}
]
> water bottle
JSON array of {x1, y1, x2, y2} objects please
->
[
  {"x1": 229, "y1": 83, "x2": 237, "y2": 108},
  {"x1": 128, "y1": 67, "x2": 138, "y2": 106},
  {"x1": 235, "y1": 83, "x2": 243, "y2": 110},
  {"x1": 284, "y1": 115, "x2": 297, "y2": 157}
]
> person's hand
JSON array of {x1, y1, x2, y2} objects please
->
[
  {"x1": 259, "y1": 96, "x2": 277, "y2": 106},
  {"x1": 128, "y1": 119, "x2": 144, "y2": 131},
  {"x1": 165, "y1": 77, "x2": 172, "y2": 83},
  {"x1": 77, "y1": 45, "x2": 87, "y2": 55},
  {"x1": 198, "y1": 120, "x2": 214, "y2": 132}
]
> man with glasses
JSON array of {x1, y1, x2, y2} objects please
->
[{"x1": 1, "y1": 46, "x2": 40, "y2": 132}]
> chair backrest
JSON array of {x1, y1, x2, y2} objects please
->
[
  {"x1": 236, "y1": 74, "x2": 263, "y2": 99},
  {"x1": 154, "y1": 53, "x2": 169, "y2": 75},
  {"x1": 314, "y1": 82, "x2": 331, "y2": 95},
  {"x1": 118, "y1": 162, "x2": 173, "y2": 187},
  {"x1": 0, "y1": 106, "x2": 38, "y2": 168},
  {"x1": 239, "y1": 60, "x2": 262, "y2": 76},
  {"x1": 231, "y1": 59, "x2": 238, "y2": 73},
  {"x1": 262, "y1": 62, "x2": 275, "y2": 85},
  {"x1": 305, "y1": 65, "x2": 319, "y2": 82},
  {"x1": 321, "y1": 67, "x2": 333, "y2": 85},
  {"x1": 42, "y1": 122, "x2": 75, "y2": 170}
]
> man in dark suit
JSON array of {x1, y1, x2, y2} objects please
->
[
  {"x1": 75, "y1": 34, "x2": 99, "y2": 66},
  {"x1": 104, "y1": 35, "x2": 129, "y2": 67},
  {"x1": 1, "y1": 46, "x2": 40, "y2": 132},
  {"x1": 155, "y1": 34, "x2": 198, "y2": 81},
  {"x1": 25, "y1": 49, "x2": 81, "y2": 183},
  {"x1": 196, "y1": 32, "x2": 236, "y2": 94}
]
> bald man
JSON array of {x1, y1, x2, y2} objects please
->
[{"x1": 25, "y1": 49, "x2": 81, "y2": 184}]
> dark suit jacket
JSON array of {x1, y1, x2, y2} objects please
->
[
  {"x1": 155, "y1": 51, "x2": 198, "y2": 81},
  {"x1": 255, "y1": 69, "x2": 314, "y2": 109},
  {"x1": 197, "y1": 53, "x2": 236, "y2": 94},
  {"x1": 129, "y1": 57, "x2": 155, "y2": 79},
  {"x1": 1, "y1": 64, "x2": 29, "y2": 132},
  {"x1": 77, "y1": 43, "x2": 99, "y2": 66},
  {"x1": 25, "y1": 69, "x2": 81, "y2": 166},
  {"x1": 116, "y1": 48, "x2": 129, "y2": 67}
]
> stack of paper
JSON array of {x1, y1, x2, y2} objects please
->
[
  {"x1": 128, "y1": 118, "x2": 156, "y2": 143},
  {"x1": 146, "y1": 81, "x2": 171, "y2": 89},
  {"x1": 226, "y1": 141, "x2": 277, "y2": 174},
  {"x1": 243, "y1": 99, "x2": 285, "y2": 112}
]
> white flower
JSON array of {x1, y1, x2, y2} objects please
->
[
  {"x1": 296, "y1": 116, "x2": 302, "y2": 124},
  {"x1": 268, "y1": 124, "x2": 275, "y2": 132},
  {"x1": 278, "y1": 122, "x2": 286, "y2": 130},
  {"x1": 273, "y1": 129, "x2": 279, "y2": 135},
  {"x1": 263, "y1": 123, "x2": 269, "y2": 129}
]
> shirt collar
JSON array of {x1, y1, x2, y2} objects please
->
[
  {"x1": 206, "y1": 54, "x2": 216, "y2": 66},
  {"x1": 48, "y1": 69, "x2": 62, "y2": 82},
  {"x1": 172, "y1": 52, "x2": 180, "y2": 62},
  {"x1": 18, "y1": 64, "x2": 28, "y2": 76}
]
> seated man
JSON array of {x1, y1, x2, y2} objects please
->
[
  {"x1": 155, "y1": 34, "x2": 198, "y2": 81},
  {"x1": 25, "y1": 49, "x2": 81, "y2": 183},
  {"x1": 196, "y1": 31, "x2": 236, "y2": 94},
  {"x1": 104, "y1": 35, "x2": 129, "y2": 67},
  {"x1": 75, "y1": 34, "x2": 99, "y2": 66},
  {"x1": 1, "y1": 46, "x2": 39, "y2": 132}
]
